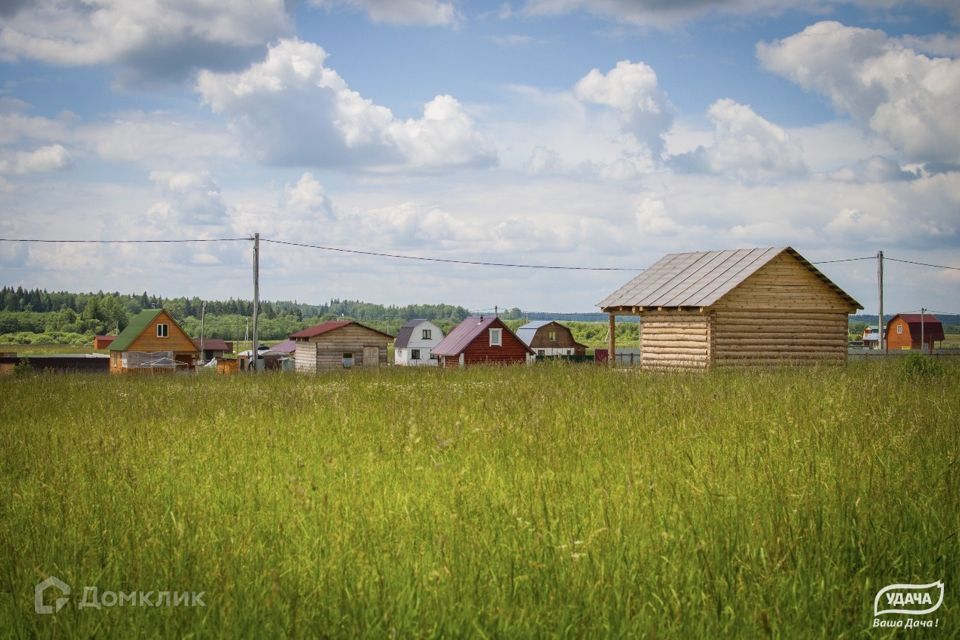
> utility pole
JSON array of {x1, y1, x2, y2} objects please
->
[
  {"x1": 921, "y1": 307, "x2": 926, "y2": 354},
  {"x1": 199, "y1": 300, "x2": 206, "y2": 365},
  {"x1": 877, "y1": 250, "x2": 884, "y2": 352},
  {"x1": 252, "y1": 232, "x2": 260, "y2": 372}
]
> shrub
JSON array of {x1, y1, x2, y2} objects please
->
[{"x1": 901, "y1": 352, "x2": 944, "y2": 378}]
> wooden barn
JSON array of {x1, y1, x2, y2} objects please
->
[
  {"x1": 394, "y1": 319, "x2": 444, "y2": 366},
  {"x1": 599, "y1": 247, "x2": 861, "y2": 369},
  {"x1": 516, "y1": 320, "x2": 587, "y2": 357},
  {"x1": 291, "y1": 320, "x2": 393, "y2": 373},
  {"x1": 109, "y1": 309, "x2": 198, "y2": 373},
  {"x1": 432, "y1": 316, "x2": 533, "y2": 367},
  {"x1": 886, "y1": 313, "x2": 945, "y2": 353}
]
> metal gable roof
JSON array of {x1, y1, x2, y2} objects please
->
[
  {"x1": 433, "y1": 317, "x2": 534, "y2": 356},
  {"x1": 516, "y1": 321, "x2": 554, "y2": 346},
  {"x1": 394, "y1": 319, "x2": 428, "y2": 348},
  {"x1": 109, "y1": 309, "x2": 164, "y2": 351},
  {"x1": 599, "y1": 247, "x2": 860, "y2": 311}
]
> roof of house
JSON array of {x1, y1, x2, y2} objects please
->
[
  {"x1": 289, "y1": 320, "x2": 393, "y2": 340},
  {"x1": 395, "y1": 319, "x2": 430, "y2": 348},
  {"x1": 598, "y1": 246, "x2": 861, "y2": 311},
  {"x1": 268, "y1": 339, "x2": 297, "y2": 354},
  {"x1": 94, "y1": 334, "x2": 116, "y2": 341},
  {"x1": 889, "y1": 313, "x2": 945, "y2": 340},
  {"x1": 516, "y1": 320, "x2": 558, "y2": 346},
  {"x1": 110, "y1": 309, "x2": 164, "y2": 351},
  {"x1": 193, "y1": 338, "x2": 230, "y2": 352},
  {"x1": 433, "y1": 316, "x2": 534, "y2": 356}
]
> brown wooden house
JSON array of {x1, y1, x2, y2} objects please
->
[
  {"x1": 516, "y1": 321, "x2": 587, "y2": 357},
  {"x1": 109, "y1": 309, "x2": 198, "y2": 373},
  {"x1": 886, "y1": 313, "x2": 944, "y2": 353},
  {"x1": 432, "y1": 316, "x2": 533, "y2": 367},
  {"x1": 599, "y1": 247, "x2": 861, "y2": 369},
  {"x1": 291, "y1": 320, "x2": 393, "y2": 373}
]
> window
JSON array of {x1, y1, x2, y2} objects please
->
[
  {"x1": 549, "y1": 331, "x2": 556, "y2": 341},
  {"x1": 342, "y1": 352, "x2": 354, "y2": 368},
  {"x1": 156, "y1": 323, "x2": 168, "y2": 338},
  {"x1": 537, "y1": 349, "x2": 545, "y2": 356},
  {"x1": 422, "y1": 329, "x2": 432, "y2": 340},
  {"x1": 489, "y1": 328, "x2": 502, "y2": 346},
  {"x1": 897, "y1": 325, "x2": 903, "y2": 335},
  {"x1": 411, "y1": 349, "x2": 421, "y2": 360}
]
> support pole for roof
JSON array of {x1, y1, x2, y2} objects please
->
[
  {"x1": 608, "y1": 312, "x2": 616, "y2": 369},
  {"x1": 252, "y1": 232, "x2": 260, "y2": 372}
]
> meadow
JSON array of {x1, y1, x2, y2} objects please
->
[{"x1": 1, "y1": 361, "x2": 957, "y2": 638}]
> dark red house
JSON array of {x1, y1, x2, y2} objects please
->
[
  {"x1": 93, "y1": 335, "x2": 116, "y2": 349},
  {"x1": 886, "y1": 313, "x2": 945, "y2": 353},
  {"x1": 433, "y1": 316, "x2": 533, "y2": 367}
]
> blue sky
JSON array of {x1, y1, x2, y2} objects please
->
[{"x1": 0, "y1": 0, "x2": 958, "y2": 314}]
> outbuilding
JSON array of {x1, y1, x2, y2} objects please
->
[
  {"x1": 394, "y1": 319, "x2": 444, "y2": 366},
  {"x1": 886, "y1": 313, "x2": 944, "y2": 353},
  {"x1": 109, "y1": 308, "x2": 198, "y2": 373},
  {"x1": 516, "y1": 320, "x2": 586, "y2": 357},
  {"x1": 599, "y1": 247, "x2": 861, "y2": 369},
  {"x1": 193, "y1": 338, "x2": 231, "y2": 362},
  {"x1": 432, "y1": 316, "x2": 533, "y2": 367},
  {"x1": 291, "y1": 320, "x2": 393, "y2": 373}
]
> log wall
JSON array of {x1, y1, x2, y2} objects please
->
[
  {"x1": 640, "y1": 311, "x2": 711, "y2": 370},
  {"x1": 711, "y1": 309, "x2": 848, "y2": 366}
]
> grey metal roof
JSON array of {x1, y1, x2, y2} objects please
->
[
  {"x1": 516, "y1": 320, "x2": 552, "y2": 346},
  {"x1": 598, "y1": 247, "x2": 861, "y2": 311},
  {"x1": 394, "y1": 319, "x2": 427, "y2": 349}
]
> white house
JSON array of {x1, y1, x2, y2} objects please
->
[{"x1": 394, "y1": 319, "x2": 444, "y2": 366}]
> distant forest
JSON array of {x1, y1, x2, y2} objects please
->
[{"x1": 0, "y1": 286, "x2": 472, "y2": 344}]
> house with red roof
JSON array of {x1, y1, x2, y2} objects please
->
[
  {"x1": 886, "y1": 313, "x2": 945, "y2": 353},
  {"x1": 290, "y1": 320, "x2": 393, "y2": 373},
  {"x1": 432, "y1": 316, "x2": 533, "y2": 368}
]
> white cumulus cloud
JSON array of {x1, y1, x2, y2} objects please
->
[
  {"x1": 0, "y1": 144, "x2": 72, "y2": 175},
  {"x1": 758, "y1": 21, "x2": 960, "y2": 166},
  {"x1": 196, "y1": 38, "x2": 495, "y2": 171},
  {"x1": 573, "y1": 60, "x2": 673, "y2": 158},
  {"x1": 311, "y1": 0, "x2": 458, "y2": 26},
  {"x1": 671, "y1": 99, "x2": 805, "y2": 182},
  {"x1": 0, "y1": 0, "x2": 292, "y2": 81}
]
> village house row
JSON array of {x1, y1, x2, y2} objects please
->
[{"x1": 95, "y1": 247, "x2": 946, "y2": 373}]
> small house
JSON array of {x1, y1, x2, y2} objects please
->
[
  {"x1": 516, "y1": 321, "x2": 586, "y2": 357},
  {"x1": 193, "y1": 338, "x2": 231, "y2": 361},
  {"x1": 432, "y1": 316, "x2": 533, "y2": 367},
  {"x1": 93, "y1": 335, "x2": 116, "y2": 349},
  {"x1": 394, "y1": 319, "x2": 444, "y2": 366},
  {"x1": 290, "y1": 320, "x2": 393, "y2": 373},
  {"x1": 886, "y1": 313, "x2": 944, "y2": 353},
  {"x1": 599, "y1": 247, "x2": 861, "y2": 369},
  {"x1": 109, "y1": 309, "x2": 198, "y2": 373}
]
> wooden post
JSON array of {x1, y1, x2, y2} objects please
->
[{"x1": 608, "y1": 312, "x2": 616, "y2": 368}]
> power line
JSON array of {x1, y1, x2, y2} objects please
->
[
  {"x1": 886, "y1": 257, "x2": 960, "y2": 272},
  {"x1": 0, "y1": 237, "x2": 249, "y2": 244},
  {"x1": 811, "y1": 256, "x2": 874, "y2": 264},
  {"x1": 260, "y1": 238, "x2": 642, "y2": 271}
]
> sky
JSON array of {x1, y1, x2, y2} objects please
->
[{"x1": 0, "y1": 0, "x2": 958, "y2": 315}]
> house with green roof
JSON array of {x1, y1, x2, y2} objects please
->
[{"x1": 109, "y1": 308, "x2": 198, "y2": 373}]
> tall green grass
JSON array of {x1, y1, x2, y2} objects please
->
[{"x1": 1, "y1": 362, "x2": 957, "y2": 638}]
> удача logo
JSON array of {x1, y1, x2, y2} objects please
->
[{"x1": 874, "y1": 581, "x2": 944, "y2": 617}]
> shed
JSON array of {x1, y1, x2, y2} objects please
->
[
  {"x1": 886, "y1": 313, "x2": 944, "y2": 353},
  {"x1": 432, "y1": 316, "x2": 533, "y2": 367},
  {"x1": 517, "y1": 320, "x2": 586, "y2": 357},
  {"x1": 394, "y1": 319, "x2": 444, "y2": 366},
  {"x1": 290, "y1": 320, "x2": 393, "y2": 373},
  {"x1": 193, "y1": 338, "x2": 231, "y2": 361},
  {"x1": 108, "y1": 309, "x2": 198, "y2": 373},
  {"x1": 599, "y1": 247, "x2": 861, "y2": 369}
]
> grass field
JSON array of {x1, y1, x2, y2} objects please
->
[{"x1": 2, "y1": 362, "x2": 958, "y2": 637}]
